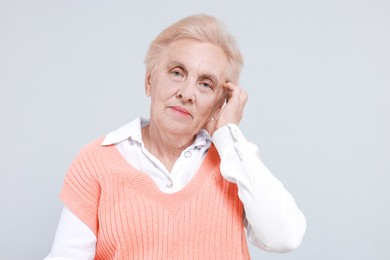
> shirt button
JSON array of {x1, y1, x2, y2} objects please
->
[
  {"x1": 184, "y1": 151, "x2": 192, "y2": 158},
  {"x1": 166, "y1": 180, "x2": 173, "y2": 188}
]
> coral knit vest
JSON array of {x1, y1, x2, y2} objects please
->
[{"x1": 61, "y1": 138, "x2": 250, "y2": 260}]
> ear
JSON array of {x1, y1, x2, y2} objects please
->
[{"x1": 144, "y1": 72, "x2": 152, "y2": 97}]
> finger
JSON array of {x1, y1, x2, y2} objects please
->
[
  {"x1": 205, "y1": 117, "x2": 217, "y2": 135},
  {"x1": 223, "y1": 82, "x2": 239, "y2": 92},
  {"x1": 223, "y1": 82, "x2": 240, "y2": 101}
]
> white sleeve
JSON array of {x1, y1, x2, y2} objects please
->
[
  {"x1": 43, "y1": 206, "x2": 96, "y2": 260},
  {"x1": 212, "y1": 124, "x2": 306, "y2": 253}
]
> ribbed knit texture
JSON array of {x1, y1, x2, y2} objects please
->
[{"x1": 61, "y1": 138, "x2": 250, "y2": 260}]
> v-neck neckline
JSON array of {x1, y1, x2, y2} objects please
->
[{"x1": 101, "y1": 141, "x2": 221, "y2": 213}]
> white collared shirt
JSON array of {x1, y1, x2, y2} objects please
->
[
  {"x1": 45, "y1": 118, "x2": 306, "y2": 259},
  {"x1": 101, "y1": 117, "x2": 212, "y2": 193}
]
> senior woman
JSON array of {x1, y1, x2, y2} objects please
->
[{"x1": 45, "y1": 14, "x2": 306, "y2": 259}]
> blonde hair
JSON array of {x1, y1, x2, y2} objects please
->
[{"x1": 144, "y1": 14, "x2": 243, "y2": 84}]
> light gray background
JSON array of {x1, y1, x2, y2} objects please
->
[{"x1": 1, "y1": 0, "x2": 389, "y2": 259}]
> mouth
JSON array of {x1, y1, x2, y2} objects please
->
[{"x1": 169, "y1": 106, "x2": 192, "y2": 117}]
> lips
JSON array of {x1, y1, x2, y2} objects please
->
[{"x1": 170, "y1": 106, "x2": 192, "y2": 117}]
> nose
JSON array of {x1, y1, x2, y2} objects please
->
[{"x1": 176, "y1": 80, "x2": 195, "y2": 103}]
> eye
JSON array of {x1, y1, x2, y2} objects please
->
[
  {"x1": 198, "y1": 79, "x2": 214, "y2": 92},
  {"x1": 200, "y1": 82, "x2": 212, "y2": 89},
  {"x1": 169, "y1": 67, "x2": 185, "y2": 79},
  {"x1": 171, "y1": 71, "x2": 182, "y2": 77}
]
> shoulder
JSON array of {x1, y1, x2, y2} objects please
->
[{"x1": 66, "y1": 136, "x2": 114, "y2": 175}]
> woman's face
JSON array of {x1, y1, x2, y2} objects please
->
[{"x1": 145, "y1": 38, "x2": 228, "y2": 136}]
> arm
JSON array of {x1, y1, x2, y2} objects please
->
[
  {"x1": 44, "y1": 207, "x2": 96, "y2": 260},
  {"x1": 208, "y1": 82, "x2": 306, "y2": 252},
  {"x1": 213, "y1": 125, "x2": 306, "y2": 252}
]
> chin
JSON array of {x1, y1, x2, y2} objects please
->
[{"x1": 165, "y1": 120, "x2": 197, "y2": 136}]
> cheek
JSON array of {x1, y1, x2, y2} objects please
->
[
  {"x1": 199, "y1": 99, "x2": 220, "y2": 116},
  {"x1": 151, "y1": 83, "x2": 176, "y2": 101}
]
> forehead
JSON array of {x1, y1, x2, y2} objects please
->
[{"x1": 160, "y1": 39, "x2": 228, "y2": 77}]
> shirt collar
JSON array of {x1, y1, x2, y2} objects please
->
[
  {"x1": 101, "y1": 117, "x2": 148, "y2": 146},
  {"x1": 101, "y1": 117, "x2": 212, "y2": 148},
  {"x1": 192, "y1": 129, "x2": 212, "y2": 149}
]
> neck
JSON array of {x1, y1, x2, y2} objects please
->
[{"x1": 141, "y1": 123, "x2": 195, "y2": 172}]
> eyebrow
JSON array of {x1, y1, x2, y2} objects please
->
[
  {"x1": 167, "y1": 61, "x2": 220, "y2": 86},
  {"x1": 167, "y1": 61, "x2": 186, "y2": 70}
]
